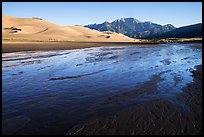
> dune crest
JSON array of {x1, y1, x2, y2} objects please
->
[{"x1": 2, "y1": 14, "x2": 139, "y2": 42}]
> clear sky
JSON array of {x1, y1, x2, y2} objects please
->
[{"x1": 2, "y1": 2, "x2": 202, "y2": 28}]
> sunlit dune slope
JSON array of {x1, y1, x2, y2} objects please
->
[{"x1": 2, "y1": 14, "x2": 139, "y2": 42}]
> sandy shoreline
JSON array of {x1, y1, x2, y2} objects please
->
[
  {"x1": 2, "y1": 41, "x2": 202, "y2": 53},
  {"x1": 67, "y1": 65, "x2": 202, "y2": 135},
  {"x1": 2, "y1": 41, "x2": 167, "y2": 53}
]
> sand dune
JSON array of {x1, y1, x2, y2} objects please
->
[{"x1": 2, "y1": 14, "x2": 139, "y2": 42}]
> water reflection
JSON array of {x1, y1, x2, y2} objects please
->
[{"x1": 2, "y1": 43, "x2": 202, "y2": 134}]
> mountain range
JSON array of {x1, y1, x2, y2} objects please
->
[
  {"x1": 3, "y1": 15, "x2": 202, "y2": 42},
  {"x1": 85, "y1": 18, "x2": 202, "y2": 39},
  {"x1": 145, "y1": 23, "x2": 202, "y2": 39}
]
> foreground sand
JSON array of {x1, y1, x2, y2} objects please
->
[
  {"x1": 2, "y1": 39, "x2": 202, "y2": 53},
  {"x1": 67, "y1": 65, "x2": 202, "y2": 135},
  {"x1": 2, "y1": 41, "x2": 161, "y2": 53}
]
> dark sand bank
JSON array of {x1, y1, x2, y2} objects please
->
[
  {"x1": 1, "y1": 41, "x2": 175, "y2": 53},
  {"x1": 67, "y1": 65, "x2": 202, "y2": 135}
]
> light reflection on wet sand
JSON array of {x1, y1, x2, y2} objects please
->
[{"x1": 2, "y1": 43, "x2": 202, "y2": 134}]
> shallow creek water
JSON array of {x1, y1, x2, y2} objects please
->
[{"x1": 2, "y1": 43, "x2": 202, "y2": 134}]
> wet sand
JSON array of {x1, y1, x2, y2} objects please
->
[
  {"x1": 67, "y1": 65, "x2": 202, "y2": 135},
  {"x1": 103, "y1": 71, "x2": 167, "y2": 104},
  {"x1": 2, "y1": 41, "x2": 167, "y2": 53},
  {"x1": 2, "y1": 43, "x2": 202, "y2": 135}
]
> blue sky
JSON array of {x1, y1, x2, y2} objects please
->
[{"x1": 2, "y1": 2, "x2": 202, "y2": 28}]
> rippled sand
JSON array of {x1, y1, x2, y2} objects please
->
[{"x1": 68, "y1": 65, "x2": 202, "y2": 135}]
